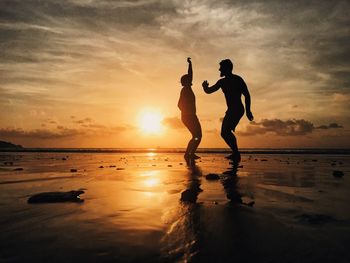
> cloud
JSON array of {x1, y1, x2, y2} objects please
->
[
  {"x1": 162, "y1": 117, "x2": 184, "y2": 129},
  {"x1": 238, "y1": 119, "x2": 344, "y2": 136},
  {"x1": 0, "y1": 124, "x2": 131, "y2": 140},
  {"x1": 237, "y1": 119, "x2": 313, "y2": 136},
  {"x1": 316, "y1": 123, "x2": 343, "y2": 129},
  {"x1": 73, "y1": 117, "x2": 93, "y2": 124}
]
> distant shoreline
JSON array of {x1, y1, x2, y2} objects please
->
[{"x1": 1, "y1": 148, "x2": 349, "y2": 155}]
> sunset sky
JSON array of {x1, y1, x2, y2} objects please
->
[{"x1": 1, "y1": 0, "x2": 349, "y2": 148}]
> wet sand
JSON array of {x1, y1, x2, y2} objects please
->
[{"x1": 0, "y1": 152, "x2": 349, "y2": 262}]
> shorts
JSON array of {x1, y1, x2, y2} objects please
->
[{"x1": 222, "y1": 110, "x2": 244, "y2": 132}]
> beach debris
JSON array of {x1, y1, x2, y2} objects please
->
[
  {"x1": 245, "y1": 201, "x2": 255, "y2": 207},
  {"x1": 99, "y1": 166, "x2": 104, "y2": 168},
  {"x1": 13, "y1": 168, "x2": 23, "y2": 171},
  {"x1": 296, "y1": 213, "x2": 336, "y2": 224},
  {"x1": 168, "y1": 165, "x2": 173, "y2": 167},
  {"x1": 62, "y1": 157, "x2": 67, "y2": 160},
  {"x1": 70, "y1": 169, "x2": 77, "y2": 172},
  {"x1": 260, "y1": 159, "x2": 268, "y2": 162},
  {"x1": 109, "y1": 165, "x2": 116, "y2": 168},
  {"x1": 116, "y1": 168, "x2": 125, "y2": 170},
  {"x1": 205, "y1": 173, "x2": 220, "y2": 180},
  {"x1": 28, "y1": 190, "x2": 85, "y2": 204},
  {"x1": 181, "y1": 189, "x2": 199, "y2": 203},
  {"x1": 179, "y1": 163, "x2": 183, "y2": 165},
  {"x1": 223, "y1": 170, "x2": 236, "y2": 175},
  {"x1": 333, "y1": 170, "x2": 344, "y2": 178}
]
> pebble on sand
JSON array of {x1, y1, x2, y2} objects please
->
[
  {"x1": 70, "y1": 169, "x2": 78, "y2": 172},
  {"x1": 205, "y1": 173, "x2": 220, "y2": 180},
  {"x1": 297, "y1": 213, "x2": 336, "y2": 224},
  {"x1": 27, "y1": 190, "x2": 85, "y2": 204},
  {"x1": 99, "y1": 166, "x2": 104, "y2": 168},
  {"x1": 333, "y1": 170, "x2": 344, "y2": 178},
  {"x1": 116, "y1": 168, "x2": 125, "y2": 170},
  {"x1": 180, "y1": 189, "x2": 198, "y2": 203}
]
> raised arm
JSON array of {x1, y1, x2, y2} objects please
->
[
  {"x1": 241, "y1": 80, "x2": 254, "y2": 121},
  {"x1": 202, "y1": 79, "x2": 221, "y2": 94},
  {"x1": 187, "y1": 57, "x2": 192, "y2": 82}
]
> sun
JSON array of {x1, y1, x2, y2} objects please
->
[{"x1": 139, "y1": 110, "x2": 164, "y2": 134}]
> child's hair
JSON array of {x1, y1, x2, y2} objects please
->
[{"x1": 181, "y1": 74, "x2": 190, "y2": 87}]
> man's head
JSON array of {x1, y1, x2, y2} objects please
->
[
  {"x1": 219, "y1": 59, "x2": 233, "y2": 77},
  {"x1": 181, "y1": 74, "x2": 192, "y2": 87}
]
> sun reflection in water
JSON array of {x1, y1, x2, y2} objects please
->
[{"x1": 144, "y1": 178, "x2": 160, "y2": 187}]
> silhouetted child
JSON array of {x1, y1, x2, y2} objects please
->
[{"x1": 178, "y1": 58, "x2": 202, "y2": 160}]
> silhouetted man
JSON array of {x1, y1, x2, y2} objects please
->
[{"x1": 202, "y1": 59, "x2": 253, "y2": 163}]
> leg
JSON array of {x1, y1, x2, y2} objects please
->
[
  {"x1": 182, "y1": 115, "x2": 202, "y2": 157},
  {"x1": 221, "y1": 113, "x2": 243, "y2": 162},
  {"x1": 221, "y1": 115, "x2": 238, "y2": 152}
]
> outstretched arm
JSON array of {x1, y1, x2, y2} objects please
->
[
  {"x1": 202, "y1": 79, "x2": 221, "y2": 94},
  {"x1": 187, "y1": 57, "x2": 192, "y2": 82},
  {"x1": 242, "y1": 81, "x2": 254, "y2": 121}
]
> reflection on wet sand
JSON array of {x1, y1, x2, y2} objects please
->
[
  {"x1": 1, "y1": 153, "x2": 350, "y2": 262},
  {"x1": 161, "y1": 161, "x2": 203, "y2": 262}
]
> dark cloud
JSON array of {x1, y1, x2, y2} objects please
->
[
  {"x1": 0, "y1": 127, "x2": 81, "y2": 139},
  {"x1": 237, "y1": 119, "x2": 314, "y2": 136},
  {"x1": 316, "y1": 123, "x2": 343, "y2": 129},
  {"x1": 0, "y1": 124, "x2": 131, "y2": 140},
  {"x1": 238, "y1": 119, "x2": 344, "y2": 136},
  {"x1": 162, "y1": 117, "x2": 184, "y2": 129}
]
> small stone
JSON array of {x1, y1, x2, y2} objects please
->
[
  {"x1": 99, "y1": 166, "x2": 104, "y2": 168},
  {"x1": 181, "y1": 189, "x2": 198, "y2": 203},
  {"x1": 14, "y1": 168, "x2": 23, "y2": 171},
  {"x1": 333, "y1": 170, "x2": 344, "y2": 178},
  {"x1": 168, "y1": 165, "x2": 172, "y2": 167},
  {"x1": 247, "y1": 201, "x2": 255, "y2": 207},
  {"x1": 205, "y1": 173, "x2": 220, "y2": 180},
  {"x1": 109, "y1": 165, "x2": 116, "y2": 168},
  {"x1": 260, "y1": 159, "x2": 268, "y2": 162},
  {"x1": 70, "y1": 169, "x2": 77, "y2": 172},
  {"x1": 28, "y1": 190, "x2": 85, "y2": 203},
  {"x1": 62, "y1": 158, "x2": 67, "y2": 160},
  {"x1": 116, "y1": 168, "x2": 125, "y2": 170}
]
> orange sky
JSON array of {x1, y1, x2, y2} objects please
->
[{"x1": 1, "y1": 0, "x2": 349, "y2": 148}]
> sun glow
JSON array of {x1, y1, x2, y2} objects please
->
[{"x1": 139, "y1": 110, "x2": 164, "y2": 134}]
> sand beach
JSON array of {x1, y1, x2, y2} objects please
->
[{"x1": 0, "y1": 151, "x2": 349, "y2": 262}]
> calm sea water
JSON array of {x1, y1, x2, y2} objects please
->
[{"x1": 1, "y1": 148, "x2": 350, "y2": 154}]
